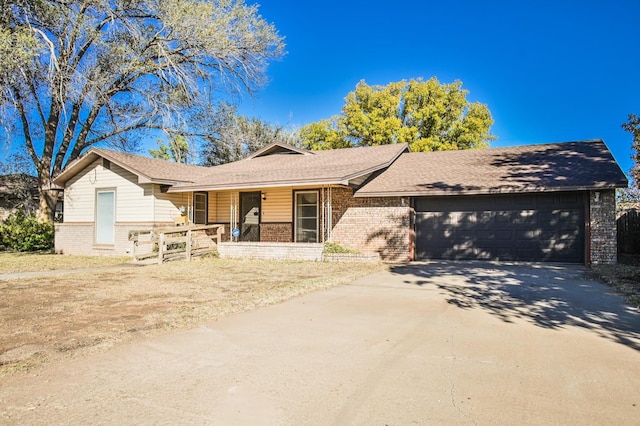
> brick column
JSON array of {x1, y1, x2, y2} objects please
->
[
  {"x1": 589, "y1": 189, "x2": 617, "y2": 264},
  {"x1": 329, "y1": 187, "x2": 411, "y2": 262}
]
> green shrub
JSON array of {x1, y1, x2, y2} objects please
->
[
  {"x1": 323, "y1": 242, "x2": 359, "y2": 254},
  {"x1": 0, "y1": 211, "x2": 54, "y2": 252}
]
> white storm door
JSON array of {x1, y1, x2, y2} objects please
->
[{"x1": 96, "y1": 190, "x2": 115, "y2": 244}]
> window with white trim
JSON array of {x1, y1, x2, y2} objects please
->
[
  {"x1": 295, "y1": 191, "x2": 318, "y2": 243},
  {"x1": 194, "y1": 192, "x2": 207, "y2": 224}
]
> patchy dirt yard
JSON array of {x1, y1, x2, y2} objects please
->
[
  {"x1": 589, "y1": 254, "x2": 640, "y2": 308},
  {"x1": 0, "y1": 254, "x2": 385, "y2": 376}
]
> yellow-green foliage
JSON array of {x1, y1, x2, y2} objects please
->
[
  {"x1": 323, "y1": 242, "x2": 359, "y2": 254},
  {"x1": 301, "y1": 77, "x2": 496, "y2": 152},
  {"x1": 0, "y1": 211, "x2": 54, "y2": 252}
]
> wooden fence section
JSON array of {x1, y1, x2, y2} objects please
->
[
  {"x1": 617, "y1": 209, "x2": 640, "y2": 254},
  {"x1": 129, "y1": 224, "x2": 224, "y2": 263}
]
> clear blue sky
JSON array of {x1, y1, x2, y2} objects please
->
[{"x1": 236, "y1": 0, "x2": 639, "y2": 174}]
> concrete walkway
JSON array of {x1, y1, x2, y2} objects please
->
[{"x1": 1, "y1": 261, "x2": 639, "y2": 425}]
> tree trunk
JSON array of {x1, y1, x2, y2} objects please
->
[{"x1": 37, "y1": 179, "x2": 58, "y2": 223}]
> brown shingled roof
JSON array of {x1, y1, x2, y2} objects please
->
[
  {"x1": 356, "y1": 139, "x2": 628, "y2": 197},
  {"x1": 54, "y1": 148, "x2": 212, "y2": 186},
  {"x1": 169, "y1": 143, "x2": 409, "y2": 192}
]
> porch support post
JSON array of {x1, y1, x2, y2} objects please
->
[
  {"x1": 186, "y1": 228, "x2": 192, "y2": 261},
  {"x1": 327, "y1": 186, "x2": 333, "y2": 242},
  {"x1": 321, "y1": 186, "x2": 325, "y2": 243},
  {"x1": 230, "y1": 192, "x2": 238, "y2": 242},
  {"x1": 217, "y1": 225, "x2": 224, "y2": 245},
  {"x1": 158, "y1": 232, "x2": 165, "y2": 264}
]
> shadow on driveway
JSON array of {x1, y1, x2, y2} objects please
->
[{"x1": 390, "y1": 261, "x2": 640, "y2": 351}]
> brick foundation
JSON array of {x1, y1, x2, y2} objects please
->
[
  {"x1": 260, "y1": 222, "x2": 293, "y2": 242},
  {"x1": 218, "y1": 242, "x2": 323, "y2": 261},
  {"x1": 590, "y1": 189, "x2": 617, "y2": 264},
  {"x1": 55, "y1": 222, "x2": 171, "y2": 256}
]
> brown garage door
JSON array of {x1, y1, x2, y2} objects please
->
[{"x1": 415, "y1": 192, "x2": 585, "y2": 262}]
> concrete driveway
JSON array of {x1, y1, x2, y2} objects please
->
[{"x1": 1, "y1": 261, "x2": 639, "y2": 425}]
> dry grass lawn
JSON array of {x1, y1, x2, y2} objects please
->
[
  {"x1": 0, "y1": 254, "x2": 386, "y2": 376},
  {"x1": 0, "y1": 252, "x2": 130, "y2": 274}
]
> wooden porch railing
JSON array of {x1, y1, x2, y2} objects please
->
[{"x1": 129, "y1": 224, "x2": 224, "y2": 264}]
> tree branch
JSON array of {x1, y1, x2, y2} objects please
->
[{"x1": 12, "y1": 88, "x2": 40, "y2": 172}]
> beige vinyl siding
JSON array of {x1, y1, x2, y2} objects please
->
[
  {"x1": 64, "y1": 160, "x2": 153, "y2": 222},
  {"x1": 208, "y1": 192, "x2": 217, "y2": 223},
  {"x1": 154, "y1": 188, "x2": 186, "y2": 223},
  {"x1": 212, "y1": 188, "x2": 292, "y2": 224},
  {"x1": 261, "y1": 187, "x2": 292, "y2": 222},
  {"x1": 215, "y1": 191, "x2": 233, "y2": 223}
]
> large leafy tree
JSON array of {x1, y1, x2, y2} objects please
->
[
  {"x1": 0, "y1": 0, "x2": 284, "y2": 221},
  {"x1": 300, "y1": 77, "x2": 496, "y2": 152},
  {"x1": 200, "y1": 102, "x2": 300, "y2": 166}
]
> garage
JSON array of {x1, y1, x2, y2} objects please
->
[{"x1": 414, "y1": 192, "x2": 586, "y2": 262}]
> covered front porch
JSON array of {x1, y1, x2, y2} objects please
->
[{"x1": 176, "y1": 185, "x2": 348, "y2": 245}]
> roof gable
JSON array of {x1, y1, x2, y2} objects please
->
[
  {"x1": 356, "y1": 139, "x2": 628, "y2": 197},
  {"x1": 247, "y1": 142, "x2": 313, "y2": 159},
  {"x1": 53, "y1": 148, "x2": 212, "y2": 187}
]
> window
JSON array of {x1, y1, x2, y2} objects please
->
[
  {"x1": 194, "y1": 192, "x2": 207, "y2": 224},
  {"x1": 96, "y1": 190, "x2": 115, "y2": 244},
  {"x1": 295, "y1": 191, "x2": 318, "y2": 242}
]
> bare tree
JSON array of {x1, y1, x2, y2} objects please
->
[
  {"x1": 0, "y1": 0, "x2": 285, "y2": 221},
  {"x1": 200, "y1": 102, "x2": 301, "y2": 166}
]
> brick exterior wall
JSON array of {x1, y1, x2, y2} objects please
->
[
  {"x1": 55, "y1": 222, "x2": 171, "y2": 256},
  {"x1": 329, "y1": 187, "x2": 411, "y2": 262},
  {"x1": 210, "y1": 222, "x2": 292, "y2": 243},
  {"x1": 589, "y1": 189, "x2": 617, "y2": 264},
  {"x1": 58, "y1": 188, "x2": 618, "y2": 265},
  {"x1": 218, "y1": 242, "x2": 323, "y2": 261},
  {"x1": 260, "y1": 222, "x2": 293, "y2": 242}
]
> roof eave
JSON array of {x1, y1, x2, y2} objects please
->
[
  {"x1": 53, "y1": 148, "x2": 157, "y2": 186},
  {"x1": 94, "y1": 149, "x2": 157, "y2": 184},
  {"x1": 339, "y1": 143, "x2": 411, "y2": 183},
  {"x1": 52, "y1": 152, "x2": 99, "y2": 186},
  {"x1": 354, "y1": 182, "x2": 627, "y2": 198},
  {"x1": 167, "y1": 178, "x2": 352, "y2": 193}
]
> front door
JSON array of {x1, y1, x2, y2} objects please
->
[{"x1": 240, "y1": 191, "x2": 261, "y2": 241}]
